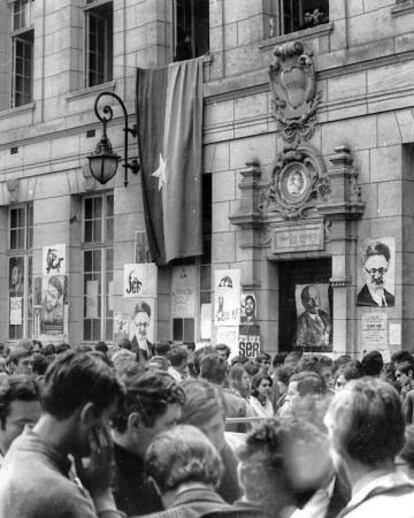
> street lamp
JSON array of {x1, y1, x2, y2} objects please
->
[{"x1": 87, "y1": 91, "x2": 140, "y2": 187}]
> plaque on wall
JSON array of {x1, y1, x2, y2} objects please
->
[{"x1": 271, "y1": 220, "x2": 324, "y2": 254}]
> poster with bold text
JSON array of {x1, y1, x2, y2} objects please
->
[
  {"x1": 214, "y1": 269, "x2": 241, "y2": 326},
  {"x1": 42, "y1": 244, "x2": 66, "y2": 276},
  {"x1": 123, "y1": 264, "x2": 157, "y2": 298},
  {"x1": 361, "y1": 312, "x2": 388, "y2": 353},
  {"x1": 357, "y1": 237, "x2": 395, "y2": 307},
  {"x1": 239, "y1": 324, "x2": 261, "y2": 359},
  {"x1": 171, "y1": 265, "x2": 196, "y2": 318}
]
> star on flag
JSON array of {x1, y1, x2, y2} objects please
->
[{"x1": 152, "y1": 153, "x2": 167, "y2": 191}]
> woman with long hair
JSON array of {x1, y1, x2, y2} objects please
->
[{"x1": 248, "y1": 373, "x2": 274, "y2": 418}]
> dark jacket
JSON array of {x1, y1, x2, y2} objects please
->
[
  {"x1": 137, "y1": 486, "x2": 257, "y2": 518},
  {"x1": 221, "y1": 388, "x2": 247, "y2": 433},
  {"x1": 112, "y1": 442, "x2": 163, "y2": 516},
  {"x1": 356, "y1": 284, "x2": 395, "y2": 307}
]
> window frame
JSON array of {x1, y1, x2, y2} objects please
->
[
  {"x1": 84, "y1": 0, "x2": 113, "y2": 88},
  {"x1": 172, "y1": 0, "x2": 210, "y2": 62},
  {"x1": 274, "y1": 0, "x2": 330, "y2": 37},
  {"x1": 8, "y1": 204, "x2": 33, "y2": 340},
  {"x1": 82, "y1": 193, "x2": 114, "y2": 343}
]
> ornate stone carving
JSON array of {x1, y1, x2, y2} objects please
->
[
  {"x1": 259, "y1": 144, "x2": 329, "y2": 220},
  {"x1": 269, "y1": 40, "x2": 321, "y2": 145}
]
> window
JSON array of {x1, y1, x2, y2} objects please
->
[
  {"x1": 85, "y1": 1, "x2": 113, "y2": 87},
  {"x1": 82, "y1": 193, "x2": 114, "y2": 342},
  {"x1": 8, "y1": 204, "x2": 33, "y2": 340},
  {"x1": 173, "y1": 0, "x2": 209, "y2": 61},
  {"x1": 11, "y1": 0, "x2": 34, "y2": 107},
  {"x1": 278, "y1": 0, "x2": 329, "y2": 35}
]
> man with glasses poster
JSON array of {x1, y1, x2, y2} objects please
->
[{"x1": 357, "y1": 239, "x2": 395, "y2": 307}]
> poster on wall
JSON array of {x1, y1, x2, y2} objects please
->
[
  {"x1": 9, "y1": 257, "x2": 24, "y2": 297},
  {"x1": 216, "y1": 326, "x2": 239, "y2": 358},
  {"x1": 240, "y1": 293, "x2": 257, "y2": 324},
  {"x1": 239, "y1": 323, "x2": 261, "y2": 359},
  {"x1": 39, "y1": 275, "x2": 68, "y2": 336},
  {"x1": 9, "y1": 297, "x2": 23, "y2": 325},
  {"x1": 171, "y1": 265, "x2": 196, "y2": 318},
  {"x1": 42, "y1": 244, "x2": 66, "y2": 276},
  {"x1": 214, "y1": 269, "x2": 241, "y2": 326},
  {"x1": 360, "y1": 312, "x2": 388, "y2": 353},
  {"x1": 128, "y1": 299, "x2": 155, "y2": 346},
  {"x1": 114, "y1": 313, "x2": 131, "y2": 344},
  {"x1": 357, "y1": 237, "x2": 395, "y2": 307},
  {"x1": 123, "y1": 264, "x2": 157, "y2": 298},
  {"x1": 294, "y1": 283, "x2": 332, "y2": 352}
]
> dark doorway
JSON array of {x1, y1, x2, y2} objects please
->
[{"x1": 278, "y1": 258, "x2": 332, "y2": 352}]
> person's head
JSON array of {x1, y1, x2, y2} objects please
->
[
  {"x1": 394, "y1": 360, "x2": 414, "y2": 389},
  {"x1": 230, "y1": 355, "x2": 249, "y2": 367},
  {"x1": 361, "y1": 350, "x2": 384, "y2": 377},
  {"x1": 214, "y1": 343, "x2": 231, "y2": 360},
  {"x1": 361, "y1": 240, "x2": 391, "y2": 292},
  {"x1": 0, "y1": 374, "x2": 41, "y2": 454},
  {"x1": 274, "y1": 367, "x2": 294, "y2": 396},
  {"x1": 145, "y1": 425, "x2": 223, "y2": 507},
  {"x1": 32, "y1": 353, "x2": 49, "y2": 378},
  {"x1": 392, "y1": 350, "x2": 413, "y2": 366},
  {"x1": 154, "y1": 342, "x2": 171, "y2": 358},
  {"x1": 256, "y1": 352, "x2": 271, "y2": 374},
  {"x1": 41, "y1": 350, "x2": 124, "y2": 457},
  {"x1": 55, "y1": 342, "x2": 71, "y2": 355},
  {"x1": 324, "y1": 378, "x2": 404, "y2": 478},
  {"x1": 9, "y1": 347, "x2": 33, "y2": 375},
  {"x1": 43, "y1": 343, "x2": 56, "y2": 357},
  {"x1": 179, "y1": 379, "x2": 225, "y2": 453},
  {"x1": 272, "y1": 353, "x2": 288, "y2": 370},
  {"x1": 244, "y1": 295, "x2": 256, "y2": 319},
  {"x1": 297, "y1": 354, "x2": 320, "y2": 374},
  {"x1": 284, "y1": 351, "x2": 302, "y2": 370},
  {"x1": 244, "y1": 360, "x2": 260, "y2": 379},
  {"x1": 301, "y1": 285, "x2": 321, "y2": 314},
  {"x1": 167, "y1": 346, "x2": 188, "y2": 375},
  {"x1": 112, "y1": 367, "x2": 185, "y2": 456},
  {"x1": 133, "y1": 302, "x2": 151, "y2": 340},
  {"x1": 95, "y1": 341, "x2": 108, "y2": 355},
  {"x1": 192, "y1": 345, "x2": 215, "y2": 376},
  {"x1": 32, "y1": 340, "x2": 43, "y2": 354},
  {"x1": 318, "y1": 355, "x2": 334, "y2": 387},
  {"x1": 334, "y1": 360, "x2": 364, "y2": 392},
  {"x1": 184, "y1": 342, "x2": 196, "y2": 353},
  {"x1": 45, "y1": 276, "x2": 63, "y2": 311},
  {"x1": 251, "y1": 373, "x2": 273, "y2": 400},
  {"x1": 199, "y1": 353, "x2": 227, "y2": 386},
  {"x1": 280, "y1": 371, "x2": 326, "y2": 417},
  {"x1": 228, "y1": 364, "x2": 251, "y2": 399}
]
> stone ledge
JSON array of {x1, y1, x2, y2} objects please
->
[
  {"x1": 0, "y1": 102, "x2": 35, "y2": 121},
  {"x1": 391, "y1": 0, "x2": 414, "y2": 17},
  {"x1": 258, "y1": 22, "x2": 334, "y2": 51}
]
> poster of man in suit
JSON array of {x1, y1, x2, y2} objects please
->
[{"x1": 295, "y1": 283, "x2": 332, "y2": 352}]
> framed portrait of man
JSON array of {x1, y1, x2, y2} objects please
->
[{"x1": 356, "y1": 237, "x2": 395, "y2": 308}]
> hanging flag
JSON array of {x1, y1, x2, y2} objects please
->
[{"x1": 136, "y1": 58, "x2": 203, "y2": 266}]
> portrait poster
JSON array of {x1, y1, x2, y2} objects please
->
[
  {"x1": 214, "y1": 269, "x2": 241, "y2": 327},
  {"x1": 216, "y1": 326, "x2": 239, "y2": 358},
  {"x1": 123, "y1": 263, "x2": 157, "y2": 298},
  {"x1": 9, "y1": 297, "x2": 23, "y2": 325},
  {"x1": 42, "y1": 244, "x2": 66, "y2": 276},
  {"x1": 357, "y1": 237, "x2": 395, "y2": 308},
  {"x1": 240, "y1": 293, "x2": 257, "y2": 324},
  {"x1": 128, "y1": 298, "x2": 155, "y2": 344},
  {"x1": 40, "y1": 275, "x2": 68, "y2": 336},
  {"x1": 86, "y1": 280, "x2": 99, "y2": 319},
  {"x1": 239, "y1": 323, "x2": 261, "y2": 359},
  {"x1": 9, "y1": 256, "x2": 24, "y2": 297},
  {"x1": 114, "y1": 313, "x2": 131, "y2": 343},
  {"x1": 360, "y1": 312, "x2": 388, "y2": 352},
  {"x1": 171, "y1": 265, "x2": 197, "y2": 318},
  {"x1": 294, "y1": 283, "x2": 332, "y2": 352}
]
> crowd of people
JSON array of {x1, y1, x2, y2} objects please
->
[{"x1": 0, "y1": 337, "x2": 414, "y2": 517}]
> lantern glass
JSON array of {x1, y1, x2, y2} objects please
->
[{"x1": 88, "y1": 153, "x2": 120, "y2": 184}]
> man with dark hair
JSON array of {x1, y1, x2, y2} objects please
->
[
  {"x1": 357, "y1": 240, "x2": 395, "y2": 307},
  {"x1": 0, "y1": 350, "x2": 125, "y2": 518},
  {"x1": 395, "y1": 359, "x2": 414, "y2": 423},
  {"x1": 214, "y1": 343, "x2": 231, "y2": 361},
  {"x1": 324, "y1": 378, "x2": 414, "y2": 517},
  {"x1": 8, "y1": 347, "x2": 34, "y2": 375},
  {"x1": 131, "y1": 302, "x2": 154, "y2": 360},
  {"x1": 360, "y1": 350, "x2": 383, "y2": 377},
  {"x1": 167, "y1": 345, "x2": 188, "y2": 380},
  {"x1": 255, "y1": 352, "x2": 271, "y2": 375},
  {"x1": 199, "y1": 353, "x2": 249, "y2": 433},
  {"x1": 0, "y1": 374, "x2": 41, "y2": 466},
  {"x1": 111, "y1": 367, "x2": 185, "y2": 516},
  {"x1": 41, "y1": 275, "x2": 64, "y2": 327}
]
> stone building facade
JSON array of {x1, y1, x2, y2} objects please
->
[{"x1": 0, "y1": 0, "x2": 413, "y2": 357}]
